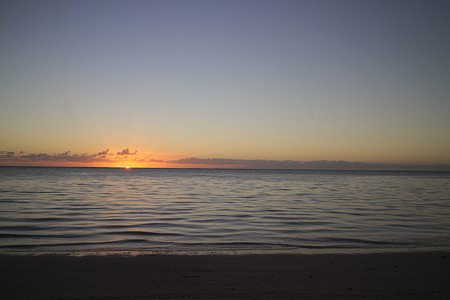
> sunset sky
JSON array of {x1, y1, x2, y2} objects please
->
[{"x1": 1, "y1": 0, "x2": 450, "y2": 168}]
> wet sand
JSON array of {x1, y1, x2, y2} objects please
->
[{"x1": 1, "y1": 252, "x2": 449, "y2": 299}]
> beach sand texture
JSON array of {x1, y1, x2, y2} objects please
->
[{"x1": 1, "y1": 252, "x2": 449, "y2": 299}]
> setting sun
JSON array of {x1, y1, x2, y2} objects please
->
[{"x1": 125, "y1": 166, "x2": 130, "y2": 169}]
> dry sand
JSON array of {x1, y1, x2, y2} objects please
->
[{"x1": 1, "y1": 252, "x2": 449, "y2": 299}]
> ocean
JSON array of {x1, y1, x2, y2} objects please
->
[{"x1": 1, "y1": 167, "x2": 449, "y2": 255}]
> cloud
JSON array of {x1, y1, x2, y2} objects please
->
[
  {"x1": 116, "y1": 148, "x2": 137, "y2": 156},
  {"x1": 0, "y1": 148, "x2": 131, "y2": 164},
  {"x1": 96, "y1": 149, "x2": 109, "y2": 157},
  {"x1": 169, "y1": 157, "x2": 308, "y2": 169},
  {"x1": 0, "y1": 151, "x2": 107, "y2": 163},
  {"x1": 1, "y1": 150, "x2": 449, "y2": 171},
  {"x1": 0, "y1": 151, "x2": 15, "y2": 157},
  {"x1": 147, "y1": 158, "x2": 166, "y2": 163}
]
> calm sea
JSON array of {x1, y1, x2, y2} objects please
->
[{"x1": 1, "y1": 167, "x2": 449, "y2": 255}]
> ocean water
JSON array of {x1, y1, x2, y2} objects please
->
[{"x1": 0, "y1": 167, "x2": 449, "y2": 255}]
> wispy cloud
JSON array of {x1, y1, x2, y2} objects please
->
[
  {"x1": 1, "y1": 151, "x2": 16, "y2": 157},
  {"x1": 116, "y1": 148, "x2": 137, "y2": 156},
  {"x1": 168, "y1": 157, "x2": 298, "y2": 168},
  {"x1": 96, "y1": 149, "x2": 109, "y2": 157}
]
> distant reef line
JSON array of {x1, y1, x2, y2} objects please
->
[
  {"x1": 169, "y1": 157, "x2": 450, "y2": 171},
  {"x1": 1, "y1": 150, "x2": 449, "y2": 171}
]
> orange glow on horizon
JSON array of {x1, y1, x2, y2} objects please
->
[
  {"x1": 0, "y1": 148, "x2": 185, "y2": 168},
  {"x1": 3, "y1": 147, "x2": 447, "y2": 169}
]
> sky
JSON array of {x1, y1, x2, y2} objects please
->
[{"x1": 1, "y1": 0, "x2": 450, "y2": 168}]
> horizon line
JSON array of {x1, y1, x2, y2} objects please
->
[{"x1": 1, "y1": 164, "x2": 450, "y2": 172}]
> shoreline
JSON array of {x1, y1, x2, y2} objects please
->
[
  {"x1": 2, "y1": 251, "x2": 449, "y2": 299},
  {"x1": 3, "y1": 245, "x2": 450, "y2": 257},
  {"x1": 2, "y1": 243, "x2": 450, "y2": 256}
]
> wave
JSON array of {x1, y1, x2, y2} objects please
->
[{"x1": 1, "y1": 168, "x2": 450, "y2": 255}]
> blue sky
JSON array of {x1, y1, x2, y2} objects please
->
[{"x1": 1, "y1": 0, "x2": 449, "y2": 167}]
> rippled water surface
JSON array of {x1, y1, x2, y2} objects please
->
[{"x1": 1, "y1": 167, "x2": 449, "y2": 254}]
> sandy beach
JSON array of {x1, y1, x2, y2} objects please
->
[{"x1": 1, "y1": 252, "x2": 449, "y2": 299}]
